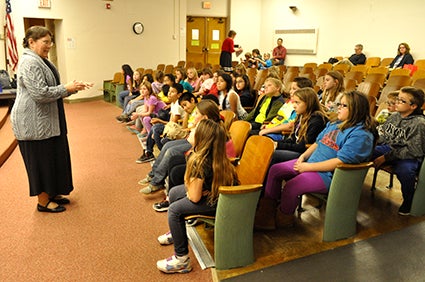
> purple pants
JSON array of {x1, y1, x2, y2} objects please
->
[
  {"x1": 264, "y1": 159, "x2": 327, "y2": 214},
  {"x1": 141, "y1": 116, "x2": 152, "y2": 132}
]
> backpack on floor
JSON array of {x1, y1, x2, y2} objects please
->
[{"x1": 0, "y1": 70, "x2": 12, "y2": 89}]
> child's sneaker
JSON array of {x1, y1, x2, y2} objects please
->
[
  {"x1": 139, "y1": 183, "x2": 164, "y2": 194},
  {"x1": 138, "y1": 175, "x2": 152, "y2": 185},
  {"x1": 153, "y1": 200, "x2": 170, "y2": 212},
  {"x1": 156, "y1": 255, "x2": 192, "y2": 274},
  {"x1": 157, "y1": 231, "x2": 173, "y2": 245},
  {"x1": 138, "y1": 152, "x2": 155, "y2": 163}
]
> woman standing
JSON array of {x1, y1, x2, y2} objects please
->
[
  {"x1": 11, "y1": 26, "x2": 91, "y2": 213},
  {"x1": 220, "y1": 30, "x2": 243, "y2": 73}
]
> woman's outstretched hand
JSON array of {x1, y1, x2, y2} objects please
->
[{"x1": 65, "y1": 80, "x2": 94, "y2": 94}]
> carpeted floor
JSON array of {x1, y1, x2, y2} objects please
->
[{"x1": 0, "y1": 100, "x2": 213, "y2": 282}]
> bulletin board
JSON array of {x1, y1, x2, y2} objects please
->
[{"x1": 274, "y1": 28, "x2": 318, "y2": 55}]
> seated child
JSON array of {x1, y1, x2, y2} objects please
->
[
  {"x1": 136, "y1": 83, "x2": 186, "y2": 163},
  {"x1": 244, "y1": 77, "x2": 285, "y2": 135},
  {"x1": 131, "y1": 81, "x2": 166, "y2": 136},
  {"x1": 259, "y1": 77, "x2": 313, "y2": 141},
  {"x1": 373, "y1": 87, "x2": 425, "y2": 215},
  {"x1": 376, "y1": 91, "x2": 398, "y2": 124},
  {"x1": 193, "y1": 68, "x2": 214, "y2": 97}
]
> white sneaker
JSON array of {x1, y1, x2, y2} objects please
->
[
  {"x1": 157, "y1": 231, "x2": 173, "y2": 245},
  {"x1": 156, "y1": 255, "x2": 192, "y2": 274}
]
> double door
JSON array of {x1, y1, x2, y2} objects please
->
[{"x1": 186, "y1": 17, "x2": 227, "y2": 66}]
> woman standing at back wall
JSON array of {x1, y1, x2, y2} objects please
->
[
  {"x1": 220, "y1": 30, "x2": 243, "y2": 73},
  {"x1": 11, "y1": 26, "x2": 92, "y2": 213}
]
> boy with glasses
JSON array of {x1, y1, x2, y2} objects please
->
[{"x1": 373, "y1": 86, "x2": 425, "y2": 215}]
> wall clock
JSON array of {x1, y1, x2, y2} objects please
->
[{"x1": 132, "y1": 22, "x2": 144, "y2": 35}]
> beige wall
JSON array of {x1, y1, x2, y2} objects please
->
[
  {"x1": 244, "y1": 0, "x2": 425, "y2": 66},
  {"x1": 0, "y1": 0, "x2": 187, "y2": 100},
  {"x1": 0, "y1": 0, "x2": 424, "y2": 100},
  {"x1": 187, "y1": 0, "x2": 228, "y2": 17}
]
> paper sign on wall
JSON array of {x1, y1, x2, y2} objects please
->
[
  {"x1": 192, "y1": 29, "x2": 199, "y2": 40},
  {"x1": 212, "y1": 30, "x2": 220, "y2": 41}
]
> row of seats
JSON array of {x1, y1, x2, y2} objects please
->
[
  {"x1": 244, "y1": 60, "x2": 425, "y2": 117},
  {"x1": 103, "y1": 60, "x2": 224, "y2": 105},
  {"x1": 187, "y1": 115, "x2": 415, "y2": 270}
]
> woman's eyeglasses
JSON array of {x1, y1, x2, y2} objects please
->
[
  {"x1": 336, "y1": 102, "x2": 348, "y2": 108},
  {"x1": 41, "y1": 40, "x2": 54, "y2": 47},
  {"x1": 386, "y1": 101, "x2": 396, "y2": 106}
]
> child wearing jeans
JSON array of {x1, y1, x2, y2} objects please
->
[
  {"x1": 156, "y1": 119, "x2": 238, "y2": 274},
  {"x1": 136, "y1": 83, "x2": 186, "y2": 163}
]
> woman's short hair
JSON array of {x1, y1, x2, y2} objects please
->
[{"x1": 23, "y1": 26, "x2": 52, "y2": 48}]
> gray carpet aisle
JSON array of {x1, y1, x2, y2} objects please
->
[{"x1": 226, "y1": 220, "x2": 425, "y2": 282}]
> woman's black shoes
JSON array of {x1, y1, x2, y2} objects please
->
[
  {"x1": 37, "y1": 201, "x2": 66, "y2": 213},
  {"x1": 49, "y1": 197, "x2": 70, "y2": 205}
]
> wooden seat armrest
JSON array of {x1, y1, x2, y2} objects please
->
[
  {"x1": 185, "y1": 214, "x2": 215, "y2": 221},
  {"x1": 336, "y1": 162, "x2": 373, "y2": 170},
  {"x1": 228, "y1": 157, "x2": 240, "y2": 165},
  {"x1": 219, "y1": 184, "x2": 262, "y2": 195}
]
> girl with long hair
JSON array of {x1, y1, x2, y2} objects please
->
[
  {"x1": 117, "y1": 64, "x2": 134, "y2": 108},
  {"x1": 156, "y1": 119, "x2": 238, "y2": 274},
  {"x1": 175, "y1": 67, "x2": 193, "y2": 93},
  {"x1": 255, "y1": 91, "x2": 377, "y2": 230},
  {"x1": 185, "y1": 67, "x2": 201, "y2": 92},
  {"x1": 320, "y1": 71, "x2": 345, "y2": 112},
  {"x1": 270, "y1": 87, "x2": 328, "y2": 165},
  {"x1": 217, "y1": 72, "x2": 247, "y2": 120},
  {"x1": 130, "y1": 81, "x2": 165, "y2": 135},
  {"x1": 234, "y1": 74, "x2": 254, "y2": 107},
  {"x1": 116, "y1": 70, "x2": 144, "y2": 122},
  {"x1": 139, "y1": 99, "x2": 228, "y2": 194}
]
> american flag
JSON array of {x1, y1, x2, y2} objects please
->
[{"x1": 5, "y1": 0, "x2": 19, "y2": 72}]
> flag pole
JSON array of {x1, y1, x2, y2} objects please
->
[{"x1": 3, "y1": 25, "x2": 9, "y2": 71}]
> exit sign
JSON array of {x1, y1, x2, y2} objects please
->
[
  {"x1": 39, "y1": 0, "x2": 51, "y2": 8},
  {"x1": 202, "y1": 1, "x2": 211, "y2": 9}
]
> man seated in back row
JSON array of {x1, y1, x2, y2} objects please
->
[
  {"x1": 333, "y1": 44, "x2": 366, "y2": 66},
  {"x1": 348, "y1": 44, "x2": 367, "y2": 65}
]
